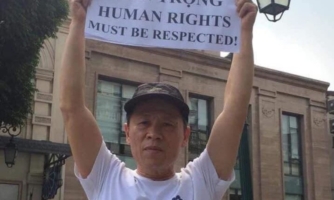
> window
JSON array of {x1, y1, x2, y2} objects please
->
[
  {"x1": 229, "y1": 116, "x2": 253, "y2": 200},
  {"x1": 0, "y1": 183, "x2": 20, "y2": 200},
  {"x1": 282, "y1": 114, "x2": 304, "y2": 200},
  {"x1": 188, "y1": 95, "x2": 211, "y2": 161},
  {"x1": 229, "y1": 155, "x2": 242, "y2": 200},
  {"x1": 96, "y1": 79, "x2": 137, "y2": 169},
  {"x1": 229, "y1": 189, "x2": 242, "y2": 200}
]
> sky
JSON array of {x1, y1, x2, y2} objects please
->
[{"x1": 221, "y1": 0, "x2": 334, "y2": 90}]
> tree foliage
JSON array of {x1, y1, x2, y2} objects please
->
[{"x1": 0, "y1": 0, "x2": 69, "y2": 127}]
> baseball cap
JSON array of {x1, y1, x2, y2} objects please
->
[{"x1": 124, "y1": 82, "x2": 190, "y2": 123}]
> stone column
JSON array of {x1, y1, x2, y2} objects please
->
[
  {"x1": 257, "y1": 88, "x2": 283, "y2": 200},
  {"x1": 309, "y1": 100, "x2": 332, "y2": 200}
]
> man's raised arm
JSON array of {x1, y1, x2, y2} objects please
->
[
  {"x1": 59, "y1": 0, "x2": 103, "y2": 178},
  {"x1": 206, "y1": 0, "x2": 257, "y2": 180}
]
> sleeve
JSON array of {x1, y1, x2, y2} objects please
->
[
  {"x1": 74, "y1": 141, "x2": 122, "y2": 200},
  {"x1": 185, "y1": 148, "x2": 235, "y2": 200}
]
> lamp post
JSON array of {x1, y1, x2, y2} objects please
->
[
  {"x1": 1, "y1": 123, "x2": 21, "y2": 168},
  {"x1": 4, "y1": 138, "x2": 17, "y2": 168},
  {"x1": 256, "y1": 0, "x2": 291, "y2": 22}
]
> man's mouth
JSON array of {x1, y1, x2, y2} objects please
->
[{"x1": 144, "y1": 146, "x2": 163, "y2": 151}]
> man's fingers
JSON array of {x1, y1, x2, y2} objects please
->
[
  {"x1": 72, "y1": 0, "x2": 89, "y2": 9},
  {"x1": 82, "y1": 0, "x2": 89, "y2": 8},
  {"x1": 238, "y1": 1, "x2": 257, "y2": 18},
  {"x1": 236, "y1": 0, "x2": 253, "y2": 13},
  {"x1": 236, "y1": 0, "x2": 257, "y2": 31},
  {"x1": 239, "y1": 2, "x2": 257, "y2": 18},
  {"x1": 70, "y1": 0, "x2": 88, "y2": 22},
  {"x1": 71, "y1": 0, "x2": 83, "y2": 8},
  {"x1": 72, "y1": 0, "x2": 82, "y2": 4},
  {"x1": 236, "y1": 0, "x2": 245, "y2": 13},
  {"x1": 70, "y1": 0, "x2": 82, "y2": 11}
]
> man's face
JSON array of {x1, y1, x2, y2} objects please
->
[{"x1": 124, "y1": 98, "x2": 190, "y2": 174}]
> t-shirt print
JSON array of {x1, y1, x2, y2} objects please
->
[{"x1": 172, "y1": 195, "x2": 183, "y2": 200}]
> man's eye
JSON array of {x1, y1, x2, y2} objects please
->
[
  {"x1": 164, "y1": 122, "x2": 173, "y2": 126},
  {"x1": 139, "y1": 121, "x2": 148, "y2": 125}
]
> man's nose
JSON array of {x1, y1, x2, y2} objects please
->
[{"x1": 146, "y1": 122, "x2": 162, "y2": 140}]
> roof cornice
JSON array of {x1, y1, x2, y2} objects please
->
[{"x1": 124, "y1": 46, "x2": 330, "y2": 92}]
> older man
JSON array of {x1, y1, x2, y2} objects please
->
[{"x1": 59, "y1": 0, "x2": 257, "y2": 199}]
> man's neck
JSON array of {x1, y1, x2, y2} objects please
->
[{"x1": 136, "y1": 167, "x2": 175, "y2": 181}]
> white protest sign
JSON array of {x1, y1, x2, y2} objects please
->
[{"x1": 85, "y1": 0, "x2": 241, "y2": 52}]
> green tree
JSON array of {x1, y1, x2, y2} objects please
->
[{"x1": 0, "y1": 0, "x2": 69, "y2": 127}]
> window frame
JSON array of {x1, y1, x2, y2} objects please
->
[
  {"x1": 187, "y1": 93, "x2": 213, "y2": 162},
  {"x1": 229, "y1": 188, "x2": 242, "y2": 200},
  {"x1": 282, "y1": 114, "x2": 302, "y2": 177},
  {"x1": 229, "y1": 105, "x2": 253, "y2": 200},
  {"x1": 281, "y1": 112, "x2": 304, "y2": 199},
  {"x1": 94, "y1": 75, "x2": 139, "y2": 167},
  {"x1": 0, "y1": 180, "x2": 22, "y2": 200}
]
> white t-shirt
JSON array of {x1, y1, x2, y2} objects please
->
[{"x1": 74, "y1": 142, "x2": 235, "y2": 200}]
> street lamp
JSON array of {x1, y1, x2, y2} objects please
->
[
  {"x1": 256, "y1": 0, "x2": 291, "y2": 22},
  {"x1": 4, "y1": 138, "x2": 17, "y2": 168},
  {"x1": 1, "y1": 123, "x2": 21, "y2": 168}
]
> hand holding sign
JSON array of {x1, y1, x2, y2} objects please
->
[
  {"x1": 70, "y1": 0, "x2": 92, "y2": 23},
  {"x1": 236, "y1": 0, "x2": 258, "y2": 33}
]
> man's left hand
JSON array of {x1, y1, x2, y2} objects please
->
[{"x1": 236, "y1": 0, "x2": 258, "y2": 33}]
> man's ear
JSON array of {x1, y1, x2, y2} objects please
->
[
  {"x1": 124, "y1": 123, "x2": 131, "y2": 145},
  {"x1": 181, "y1": 125, "x2": 191, "y2": 148}
]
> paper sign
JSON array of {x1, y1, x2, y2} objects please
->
[{"x1": 85, "y1": 0, "x2": 241, "y2": 52}]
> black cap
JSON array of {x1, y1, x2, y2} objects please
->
[{"x1": 124, "y1": 82, "x2": 189, "y2": 123}]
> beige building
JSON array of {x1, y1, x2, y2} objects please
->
[
  {"x1": 328, "y1": 91, "x2": 334, "y2": 200},
  {"x1": 0, "y1": 18, "x2": 333, "y2": 200}
]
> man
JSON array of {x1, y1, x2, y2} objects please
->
[{"x1": 59, "y1": 0, "x2": 257, "y2": 199}]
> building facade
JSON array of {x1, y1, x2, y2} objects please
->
[
  {"x1": 327, "y1": 91, "x2": 334, "y2": 200},
  {"x1": 0, "y1": 19, "x2": 333, "y2": 200}
]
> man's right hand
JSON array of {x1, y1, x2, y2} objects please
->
[{"x1": 70, "y1": 0, "x2": 92, "y2": 23}]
